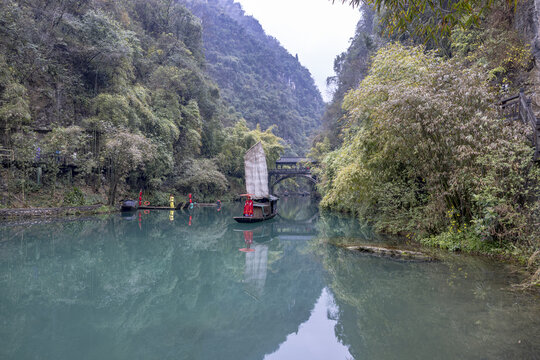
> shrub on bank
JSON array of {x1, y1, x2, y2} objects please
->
[
  {"x1": 318, "y1": 44, "x2": 539, "y2": 258},
  {"x1": 63, "y1": 187, "x2": 86, "y2": 206}
]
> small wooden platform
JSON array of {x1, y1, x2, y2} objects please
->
[
  {"x1": 137, "y1": 203, "x2": 219, "y2": 210},
  {"x1": 138, "y1": 206, "x2": 176, "y2": 210}
]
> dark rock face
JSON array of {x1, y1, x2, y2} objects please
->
[
  {"x1": 181, "y1": 0, "x2": 325, "y2": 155},
  {"x1": 515, "y1": 0, "x2": 540, "y2": 58},
  {"x1": 515, "y1": 0, "x2": 540, "y2": 111}
]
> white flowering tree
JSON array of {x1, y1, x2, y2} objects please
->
[{"x1": 103, "y1": 129, "x2": 155, "y2": 205}]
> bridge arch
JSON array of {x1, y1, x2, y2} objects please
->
[
  {"x1": 269, "y1": 174, "x2": 317, "y2": 193},
  {"x1": 268, "y1": 157, "x2": 318, "y2": 194}
]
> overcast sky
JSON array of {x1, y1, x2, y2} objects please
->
[{"x1": 236, "y1": 0, "x2": 361, "y2": 102}]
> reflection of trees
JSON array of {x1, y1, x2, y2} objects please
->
[
  {"x1": 278, "y1": 196, "x2": 319, "y2": 222},
  {"x1": 316, "y1": 211, "x2": 376, "y2": 243},
  {"x1": 318, "y1": 245, "x2": 540, "y2": 359},
  {"x1": 274, "y1": 177, "x2": 316, "y2": 195},
  {"x1": 0, "y1": 203, "x2": 325, "y2": 360},
  {"x1": 3, "y1": 198, "x2": 539, "y2": 359}
]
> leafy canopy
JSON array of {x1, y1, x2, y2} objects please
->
[
  {"x1": 335, "y1": 0, "x2": 499, "y2": 39},
  {"x1": 319, "y1": 43, "x2": 537, "y2": 246}
]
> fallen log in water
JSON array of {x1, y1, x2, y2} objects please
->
[{"x1": 346, "y1": 245, "x2": 434, "y2": 262}]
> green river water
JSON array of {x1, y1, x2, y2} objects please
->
[{"x1": 0, "y1": 197, "x2": 539, "y2": 359}]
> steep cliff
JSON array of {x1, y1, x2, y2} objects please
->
[
  {"x1": 182, "y1": 0, "x2": 325, "y2": 155},
  {"x1": 515, "y1": 0, "x2": 540, "y2": 112}
]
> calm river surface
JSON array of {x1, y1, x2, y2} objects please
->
[{"x1": 1, "y1": 197, "x2": 539, "y2": 359}]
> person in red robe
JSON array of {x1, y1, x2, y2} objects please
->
[
  {"x1": 247, "y1": 197, "x2": 254, "y2": 217},
  {"x1": 244, "y1": 195, "x2": 254, "y2": 217},
  {"x1": 243, "y1": 195, "x2": 250, "y2": 216}
]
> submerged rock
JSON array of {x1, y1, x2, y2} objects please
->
[{"x1": 346, "y1": 245, "x2": 434, "y2": 262}]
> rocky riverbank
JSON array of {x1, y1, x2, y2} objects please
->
[
  {"x1": 0, "y1": 204, "x2": 114, "y2": 221},
  {"x1": 345, "y1": 244, "x2": 435, "y2": 262}
]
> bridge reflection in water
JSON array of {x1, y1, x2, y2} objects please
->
[
  {"x1": 2, "y1": 197, "x2": 536, "y2": 359},
  {"x1": 235, "y1": 196, "x2": 319, "y2": 299},
  {"x1": 234, "y1": 202, "x2": 319, "y2": 243}
]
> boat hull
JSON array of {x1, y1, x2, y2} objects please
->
[
  {"x1": 233, "y1": 213, "x2": 276, "y2": 223},
  {"x1": 121, "y1": 200, "x2": 138, "y2": 212},
  {"x1": 234, "y1": 196, "x2": 278, "y2": 223}
]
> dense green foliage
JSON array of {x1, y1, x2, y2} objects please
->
[
  {"x1": 315, "y1": 3, "x2": 539, "y2": 274},
  {"x1": 183, "y1": 0, "x2": 325, "y2": 155},
  {"x1": 337, "y1": 0, "x2": 498, "y2": 39},
  {"x1": 0, "y1": 0, "x2": 286, "y2": 206}
]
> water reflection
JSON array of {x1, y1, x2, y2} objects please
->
[
  {"x1": 264, "y1": 288, "x2": 353, "y2": 360},
  {"x1": 317, "y1": 245, "x2": 540, "y2": 360},
  {"x1": 0, "y1": 198, "x2": 539, "y2": 360},
  {"x1": 0, "y1": 200, "x2": 324, "y2": 360}
]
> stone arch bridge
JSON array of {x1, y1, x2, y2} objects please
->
[{"x1": 268, "y1": 157, "x2": 317, "y2": 194}]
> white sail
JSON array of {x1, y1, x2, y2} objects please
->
[{"x1": 244, "y1": 142, "x2": 269, "y2": 198}]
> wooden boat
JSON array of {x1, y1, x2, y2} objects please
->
[
  {"x1": 234, "y1": 213, "x2": 276, "y2": 223},
  {"x1": 121, "y1": 200, "x2": 138, "y2": 212},
  {"x1": 234, "y1": 142, "x2": 278, "y2": 223},
  {"x1": 233, "y1": 196, "x2": 278, "y2": 223}
]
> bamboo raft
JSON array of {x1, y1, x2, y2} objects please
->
[
  {"x1": 122, "y1": 200, "x2": 221, "y2": 211},
  {"x1": 138, "y1": 203, "x2": 220, "y2": 210},
  {"x1": 138, "y1": 206, "x2": 176, "y2": 210}
]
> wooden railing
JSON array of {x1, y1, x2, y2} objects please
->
[
  {"x1": 499, "y1": 93, "x2": 520, "y2": 121},
  {"x1": 500, "y1": 90, "x2": 540, "y2": 161},
  {"x1": 269, "y1": 167, "x2": 312, "y2": 175}
]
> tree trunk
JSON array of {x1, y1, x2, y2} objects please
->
[
  {"x1": 108, "y1": 180, "x2": 117, "y2": 206},
  {"x1": 108, "y1": 165, "x2": 118, "y2": 206}
]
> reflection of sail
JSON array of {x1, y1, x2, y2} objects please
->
[
  {"x1": 245, "y1": 142, "x2": 269, "y2": 199},
  {"x1": 244, "y1": 244, "x2": 268, "y2": 297},
  {"x1": 0, "y1": 200, "x2": 328, "y2": 360}
]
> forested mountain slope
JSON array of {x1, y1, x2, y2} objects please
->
[
  {"x1": 0, "y1": 0, "x2": 284, "y2": 206},
  {"x1": 183, "y1": 0, "x2": 325, "y2": 155}
]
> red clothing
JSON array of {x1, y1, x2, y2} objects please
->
[
  {"x1": 244, "y1": 199, "x2": 253, "y2": 216},
  {"x1": 243, "y1": 231, "x2": 253, "y2": 245}
]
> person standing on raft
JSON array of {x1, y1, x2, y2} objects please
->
[{"x1": 169, "y1": 194, "x2": 175, "y2": 209}]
